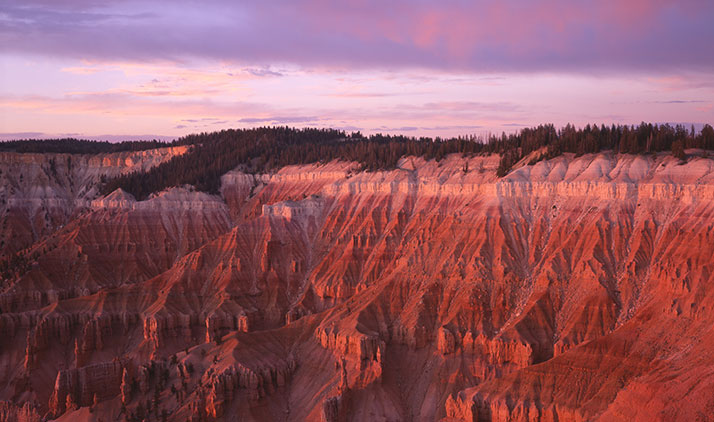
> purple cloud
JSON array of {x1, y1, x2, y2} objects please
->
[
  {"x1": 181, "y1": 118, "x2": 222, "y2": 123},
  {"x1": 0, "y1": 132, "x2": 46, "y2": 140},
  {"x1": 237, "y1": 116, "x2": 322, "y2": 124},
  {"x1": 1, "y1": 0, "x2": 712, "y2": 73},
  {"x1": 242, "y1": 67, "x2": 283, "y2": 77},
  {"x1": 655, "y1": 100, "x2": 707, "y2": 104},
  {"x1": 421, "y1": 125, "x2": 484, "y2": 131},
  {"x1": 0, "y1": 132, "x2": 175, "y2": 141},
  {"x1": 369, "y1": 126, "x2": 419, "y2": 132}
]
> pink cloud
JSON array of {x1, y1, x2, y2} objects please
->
[{"x1": 2, "y1": 0, "x2": 711, "y2": 72}]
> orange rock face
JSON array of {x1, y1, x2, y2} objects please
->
[{"x1": 2, "y1": 151, "x2": 714, "y2": 421}]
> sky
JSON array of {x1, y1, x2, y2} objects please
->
[{"x1": 1, "y1": 0, "x2": 713, "y2": 140}]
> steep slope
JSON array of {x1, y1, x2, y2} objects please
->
[
  {"x1": 0, "y1": 147, "x2": 188, "y2": 258},
  {"x1": 2, "y1": 151, "x2": 714, "y2": 421}
]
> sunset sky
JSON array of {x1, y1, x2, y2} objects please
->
[{"x1": 1, "y1": 0, "x2": 713, "y2": 140}]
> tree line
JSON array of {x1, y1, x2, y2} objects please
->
[
  {"x1": 495, "y1": 122, "x2": 714, "y2": 176},
  {"x1": 0, "y1": 138, "x2": 169, "y2": 154},
  {"x1": 97, "y1": 123, "x2": 714, "y2": 200},
  {"x1": 100, "y1": 127, "x2": 491, "y2": 199}
]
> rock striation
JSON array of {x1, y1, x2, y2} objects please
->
[
  {"x1": 1, "y1": 150, "x2": 714, "y2": 421},
  {"x1": 0, "y1": 146, "x2": 188, "y2": 257}
]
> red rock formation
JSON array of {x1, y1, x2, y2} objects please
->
[
  {"x1": 48, "y1": 360, "x2": 124, "y2": 417},
  {"x1": 2, "y1": 151, "x2": 714, "y2": 421},
  {"x1": 0, "y1": 401, "x2": 41, "y2": 422},
  {"x1": 0, "y1": 147, "x2": 188, "y2": 256},
  {"x1": 119, "y1": 367, "x2": 132, "y2": 405}
]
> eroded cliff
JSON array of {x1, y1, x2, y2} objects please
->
[{"x1": 2, "y1": 150, "x2": 714, "y2": 421}]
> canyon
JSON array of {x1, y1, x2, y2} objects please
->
[{"x1": 1, "y1": 147, "x2": 714, "y2": 421}]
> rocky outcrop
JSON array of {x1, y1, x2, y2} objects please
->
[
  {"x1": 205, "y1": 310, "x2": 250, "y2": 343},
  {"x1": 321, "y1": 395, "x2": 343, "y2": 422},
  {"x1": 120, "y1": 367, "x2": 132, "y2": 405},
  {"x1": 315, "y1": 326, "x2": 384, "y2": 365},
  {"x1": 74, "y1": 314, "x2": 116, "y2": 367},
  {"x1": 204, "y1": 357, "x2": 297, "y2": 417},
  {"x1": 22, "y1": 312, "x2": 138, "y2": 370},
  {"x1": 143, "y1": 313, "x2": 196, "y2": 349},
  {"x1": 445, "y1": 392, "x2": 588, "y2": 422},
  {"x1": 48, "y1": 360, "x2": 124, "y2": 417},
  {"x1": 0, "y1": 401, "x2": 41, "y2": 422},
  {"x1": 0, "y1": 146, "x2": 188, "y2": 256},
  {"x1": 24, "y1": 313, "x2": 74, "y2": 370},
  {"x1": 91, "y1": 186, "x2": 228, "y2": 211},
  {"x1": 437, "y1": 327, "x2": 456, "y2": 354},
  {"x1": 462, "y1": 332, "x2": 534, "y2": 369}
]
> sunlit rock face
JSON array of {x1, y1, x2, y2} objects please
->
[{"x1": 2, "y1": 150, "x2": 714, "y2": 421}]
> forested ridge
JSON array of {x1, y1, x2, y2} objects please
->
[
  {"x1": 6, "y1": 123, "x2": 714, "y2": 200},
  {"x1": 0, "y1": 138, "x2": 169, "y2": 154},
  {"x1": 101, "y1": 127, "x2": 489, "y2": 199},
  {"x1": 100, "y1": 123, "x2": 714, "y2": 200}
]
